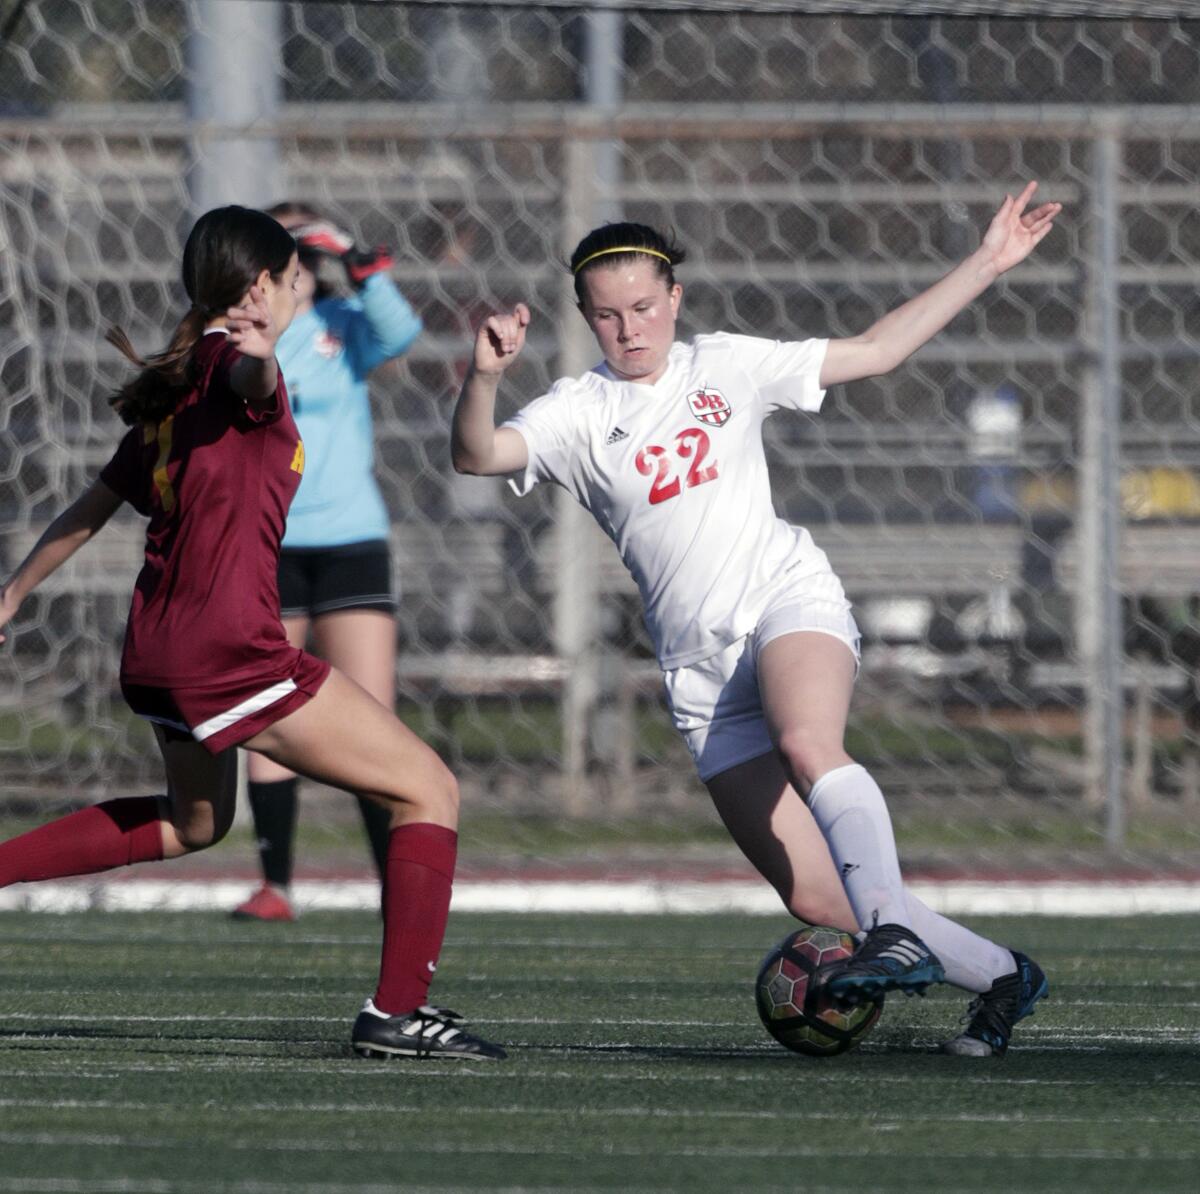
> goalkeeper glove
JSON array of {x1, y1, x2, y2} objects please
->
[{"x1": 292, "y1": 220, "x2": 395, "y2": 287}]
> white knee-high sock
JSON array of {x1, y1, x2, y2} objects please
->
[
  {"x1": 806, "y1": 763, "x2": 909, "y2": 931},
  {"x1": 805, "y1": 765, "x2": 1018, "y2": 991},
  {"x1": 903, "y1": 891, "x2": 1016, "y2": 993}
]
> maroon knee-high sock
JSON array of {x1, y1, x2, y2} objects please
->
[
  {"x1": 374, "y1": 822, "x2": 457, "y2": 1015},
  {"x1": 0, "y1": 797, "x2": 165, "y2": 886}
]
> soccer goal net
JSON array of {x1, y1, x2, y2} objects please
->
[{"x1": 3, "y1": 1, "x2": 1200, "y2": 871}]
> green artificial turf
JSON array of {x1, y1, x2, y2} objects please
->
[{"x1": 1, "y1": 912, "x2": 1198, "y2": 1192}]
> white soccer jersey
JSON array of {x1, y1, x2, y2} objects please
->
[{"x1": 503, "y1": 332, "x2": 832, "y2": 669}]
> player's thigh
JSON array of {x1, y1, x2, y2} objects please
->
[
  {"x1": 706, "y1": 749, "x2": 857, "y2": 932},
  {"x1": 154, "y1": 725, "x2": 239, "y2": 854},
  {"x1": 756, "y1": 631, "x2": 857, "y2": 780},
  {"x1": 242, "y1": 667, "x2": 456, "y2": 827},
  {"x1": 245, "y1": 614, "x2": 311, "y2": 784},
  {"x1": 311, "y1": 609, "x2": 396, "y2": 708}
]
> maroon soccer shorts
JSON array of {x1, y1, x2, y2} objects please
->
[{"x1": 122, "y1": 649, "x2": 332, "y2": 754}]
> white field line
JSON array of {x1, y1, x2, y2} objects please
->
[
  {"x1": 2, "y1": 1061, "x2": 1198, "y2": 1088},
  {"x1": 5, "y1": 939, "x2": 1200, "y2": 959},
  {"x1": 0, "y1": 1186, "x2": 1079, "y2": 1194},
  {"x1": 2, "y1": 1021, "x2": 1195, "y2": 1051},
  {"x1": 1, "y1": 878, "x2": 1198, "y2": 915},
  {"x1": 2, "y1": 1011, "x2": 1198, "y2": 1039},
  {"x1": 0, "y1": 1185, "x2": 497, "y2": 1194},
  {"x1": 0, "y1": 1187, "x2": 683, "y2": 1194},
  {"x1": 0, "y1": 1185, "x2": 630, "y2": 1194},
  {"x1": 0, "y1": 1097, "x2": 1194, "y2": 1128},
  {"x1": 9, "y1": 992, "x2": 1200, "y2": 1009},
  {"x1": 0, "y1": 1186, "x2": 687, "y2": 1194},
  {"x1": 2, "y1": 1132, "x2": 1199, "y2": 1162},
  {"x1": 0, "y1": 1184, "x2": 979, "y2": 1194}
]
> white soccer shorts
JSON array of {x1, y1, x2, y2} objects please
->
[{"x1": 663, "y1": 566, "x2": 861, "y2": 783}]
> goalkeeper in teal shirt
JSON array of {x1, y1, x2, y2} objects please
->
[{"x1": 234, "y1": 203, "x2": 422, "y2": 922}]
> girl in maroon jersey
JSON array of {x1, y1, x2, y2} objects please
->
[{"x1": 0, "y1": 205, "x2": 503, "y2": 1061}]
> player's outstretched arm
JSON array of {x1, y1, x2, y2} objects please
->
[
  {"x1": 0, "y1": 479, "x2": 123, "y2": 644},
  {"x1": 451, "y1": 303, "x2": 531, "y2": 477},
  {"x1": 820, "y1": 181, "x2": 1061, "y2": 388}
]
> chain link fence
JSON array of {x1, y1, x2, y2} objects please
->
[{"x1": 3, "y1": 2, "x2": 1200, "y2": 866}]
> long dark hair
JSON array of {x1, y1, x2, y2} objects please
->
[
  {"x1": 106, "y1": 206, "x2": 296, "y2": 425},
  {"x1": 569, "y1": 222, "x2": 686, "y2": 303}
]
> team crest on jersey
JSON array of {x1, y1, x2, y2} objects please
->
[
  {"x1": 313, "y1": 331, "x2": 343, "y2": 359},
  {"x1": 687, "y1": 387, "x2": 731, "y2": 427}
]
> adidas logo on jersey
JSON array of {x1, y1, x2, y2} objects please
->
[{"x1": 605, "y1": 426, "x2": 629, "y2": 445}]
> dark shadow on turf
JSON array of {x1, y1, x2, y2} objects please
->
[
  {"x1": 9, "y1": 1031, "x2": 1198, "y2": 1073},
  {"x1": 498, "y1": 1039, "x2": 1200, "y2": 1071}
]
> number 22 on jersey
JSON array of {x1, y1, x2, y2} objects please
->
[{"x1": 635, "y1": 427, "x2": 719, "y2": 506}]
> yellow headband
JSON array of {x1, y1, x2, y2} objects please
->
[{"x1": 573, "y1": 245, "x2": 672, "y2": 274}]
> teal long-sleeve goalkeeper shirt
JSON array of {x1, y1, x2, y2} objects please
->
[{"x1": 276, "y1": 273, "x2": 423, "y2": 548}]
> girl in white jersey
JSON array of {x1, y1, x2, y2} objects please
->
[{"x1": 452, "y1": 184, "x2": 1061, "y2": 1058}]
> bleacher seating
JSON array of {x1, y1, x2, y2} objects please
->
[{"x1": 10, "y1": 516, "x2": 1197, "y2": 704}]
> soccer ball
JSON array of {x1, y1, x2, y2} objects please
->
[{"x1": 755, "y1": 924, "x2": 884, "y2": 1057}]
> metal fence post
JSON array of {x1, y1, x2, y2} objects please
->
[
  {"x1": 553, "y1": 12, "x2": 624, "y2": 812},
  {"x1": 555, "y1": 128, "x2": 601, "y2": 814},
  {"x1": 187, "y1": 0, "x2": 282, "y2": 830},
  {"x1": 187, "y1": 1, "x2": 282, "y2": 214},
  {"x1": 1078, "y1": 115, "x2": 1125, "y2": 845}
]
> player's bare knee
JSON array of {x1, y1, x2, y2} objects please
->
[
  {"x1": 374, "y1": 763, "x2": 458, "y2": 826},
  {"x1": 421, "y1": 767, "x2": 459, "y2": 826}
]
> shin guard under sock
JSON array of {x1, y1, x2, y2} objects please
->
[
  {"x1": 0, "y1": 797, "x2": 164, "y2": 886},
  {"x1": 373, "y1": 822, "x2": 457, "y2": 1015},
  {"x1": 806, "y1": 763, "x2": 910, "y2": 931}
]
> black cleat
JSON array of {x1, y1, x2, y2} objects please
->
[
  {"x1": 819, "y1": 923, "x2": 946, "y2": 1006},
  {"x1": 351, "y1": 998, "x2": 507, "y2": 1061},
  {"x1": 942, "y1": 951, "x2": 1048, "y2": 1058}
]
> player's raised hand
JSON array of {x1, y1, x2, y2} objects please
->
[
  {"x1": 980, "y1": 182, "x2": 1062, "y2": 275},
  {"x1": 291, "y1": 220, "x2": 356, "y2": 258},
  {"x1": 225, "y1": 286, "x2": 279, "y2": 360},
  {"x1": 293, "y1": 220, "x2": 394, "y2": 288},
  {"x1": 474, "y1": 304, "x2": 530, "y2": 376}
]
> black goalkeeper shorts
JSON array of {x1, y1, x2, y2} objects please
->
[{"x1": 277, "y1": 539, "x2": 396, "y2": 619}]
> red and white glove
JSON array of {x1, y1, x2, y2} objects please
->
[
  {"x1": 292, "y1": 220, "x2": 355, "y2": 257},
  {"x1": 292, "y1": 220, "x2": 394, "y2": 288},
  {"x1": 341, "y1": 243, "x2": 395, "y2": 286}
]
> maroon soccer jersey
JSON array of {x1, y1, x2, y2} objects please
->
[{"x1": 100, "y1": 330, "x2": 307, "y2": 688}]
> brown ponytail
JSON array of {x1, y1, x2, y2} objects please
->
[
  {"x1": 105, "y1": 205, "x2": 296, "y2": 427},
  {"x1": 106, "y1": 308, "x2": 208, "y2": 425}
]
